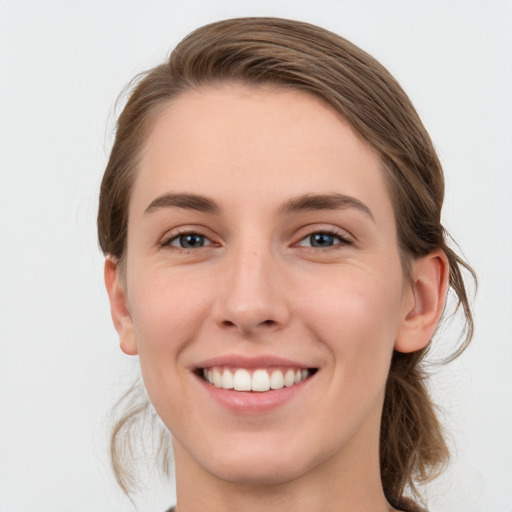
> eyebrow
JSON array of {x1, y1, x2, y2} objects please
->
[
  {"x1": 279, "y1": 193, "x2": 374, "y2": 220},
  {"x1": 144, "y1": 191, "x2": 374, "y2": 220},
  {"x1": 145, "y1": 193, "x2": 221, "y2": 215}
]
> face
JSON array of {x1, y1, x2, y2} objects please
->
[{"x1": 112, "y1": 84, "x2": 420, "y2": 487}]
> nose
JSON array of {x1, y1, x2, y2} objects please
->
[{"x1": 212, "y1": 243, "x2": 290, "y2": 337}]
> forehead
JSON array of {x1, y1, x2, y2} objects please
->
[{"x1": 132, "y1": 84, "x2": 393, "y2": 221}]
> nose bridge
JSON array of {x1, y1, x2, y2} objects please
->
[{"x1": 214, "y1": 235, "x2": 288, "y2": 334}]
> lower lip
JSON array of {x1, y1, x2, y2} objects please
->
[{"x1": 196, "y1": 373, "x2": 315, "y2": 414}]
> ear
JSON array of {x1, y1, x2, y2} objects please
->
[
  {"x1": 395, "y1": 249, "x2": 449, "y2": 353},
  {"x1": 104, "y1": 256, "x2": 138, "y2": 355}
]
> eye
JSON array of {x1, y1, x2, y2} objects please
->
[
  {"x1": 165, "y1": 233, "x2": 213, "y2": 249},
  {"x1": 297, "y1": 231, "x2": 352, "y2": 248}
]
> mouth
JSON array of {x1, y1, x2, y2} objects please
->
[{"x1": 196, "y1": 366, "x2": 318, "y2": 392}]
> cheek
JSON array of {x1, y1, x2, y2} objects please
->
[
  {"x1": 298, "y1": 264, "x2": 403, "y2": 371},
  {"x1": 128, "y1": 267, "x2": 212, "y2": 359},
  {"x1": 126, "y1": 269, "x2": 214, "y2": 417}
]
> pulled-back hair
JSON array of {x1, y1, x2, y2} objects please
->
[{"x1": 98, "y1": 17, "x2": 475, "y2": 508}]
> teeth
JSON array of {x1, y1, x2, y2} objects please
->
[
  {"x1": 202, "y1": 367, "x2": 311, "y2": 392},
  {"x1": 213, "y1": 368, "x2": 222, "y2": 388},
  {"x1": 221, "y1": 369, "x2": 234, "y2": 390},
  {"x1": 270, "y1": 370, "x2": 284, "y2": 390},
  {"x1": 252, "y1": 369, "x2": 271, "y2": 392},
  {"x1": 284, "y1": 369, "x2": 295, "y2": 387},
  {"x1": 233, "y1": 369, "x2": 252, "y2": 391}
]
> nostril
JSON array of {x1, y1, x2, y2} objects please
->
[{"x1": 220, "y1": 319, "x2": 276, "y2": 329}]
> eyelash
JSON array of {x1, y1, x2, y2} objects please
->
[
  {"x1": 295, "y1": 228, "x2": 353, "y2": 249},
  {"x1": 160, "y1": 227, "x2": 353, "y2": 252},
  {"x1": 160, "y1": 230, "x2": 216, "y2": 252}
]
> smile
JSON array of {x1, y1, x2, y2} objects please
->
[{"x1": 201, "y1": 367, "x2": 316, "y2": 392}]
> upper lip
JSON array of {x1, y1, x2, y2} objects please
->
[{"x1": 195, "y1": 354, "x2": 316, "y2": 370}]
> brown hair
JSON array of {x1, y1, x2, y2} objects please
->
[{"x1": 98, "y1": 17, "x2": 475, "y2": 508}]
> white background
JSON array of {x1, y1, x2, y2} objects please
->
[{"x1": 1, "y1": 1, "x2": 511, "y2": 511}]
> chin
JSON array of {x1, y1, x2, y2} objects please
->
[
  {"x1": 186, "y1": 433, "x2": 327, "y2": 487},
  {"x1": 206, "y1": 456, "x2": 309, "y2": 487}
]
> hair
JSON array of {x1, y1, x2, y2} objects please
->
[{"x1": 98, "y1": 16, "x2": 476, "y2": 509}]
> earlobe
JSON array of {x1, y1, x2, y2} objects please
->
[
  {"x1": 395, "y1": 249, "x2": 449, "y2": 353},
  {"x1": 104, "y1": 256, "x2": 138, "y2": 356}
]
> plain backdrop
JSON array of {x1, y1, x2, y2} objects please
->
[{"x1": 1, "y1": 1, "x2": 511, "y2": 511}]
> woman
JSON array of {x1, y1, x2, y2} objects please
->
[{"x1": 98, "y1": 17, "x2": 475, "y2": 512}]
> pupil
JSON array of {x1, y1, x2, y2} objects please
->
[
  {"x1": 181, "y1": 234, "x2": 204, "y2": 248},
  {"x1": 310, "y1": 233, "x2": 334, "y2": 247}
]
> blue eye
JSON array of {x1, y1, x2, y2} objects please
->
[
  {"x1": 298, "y1": 231, "x2": 351, "y2": 248},
  {"x1": 309, "y1": 233, "x2": 336, "y2": 247},
  {"x1": 169, "y1": 233, "x2": 209, "y2": 249}
]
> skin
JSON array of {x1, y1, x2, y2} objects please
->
[{"x1": 105, "y1": 84, "x2": 448, "y2": 512}]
